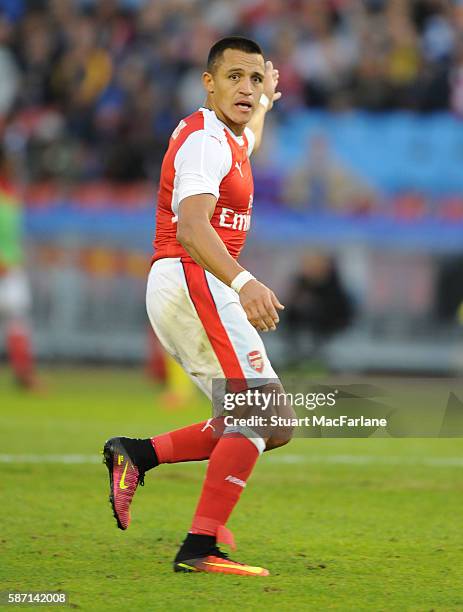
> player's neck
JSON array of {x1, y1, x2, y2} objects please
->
[{"x1": 204, "y1": 101, "x2": 244, "y2": 137}]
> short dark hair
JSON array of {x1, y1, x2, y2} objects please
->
[{"x1": 207, "y1": 36, "x2": 263, "y2": 73}]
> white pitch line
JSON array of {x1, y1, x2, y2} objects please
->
[
  {"x1": 0, "y1": 453, "x2": 462, "y2": 467},
  {"x1": 0, "y1": 454, "x2": 102, "y2": 464}
]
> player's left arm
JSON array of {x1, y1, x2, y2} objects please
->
[{"x1": 246, "y1": 60, "x2": 281, "y2": 153}]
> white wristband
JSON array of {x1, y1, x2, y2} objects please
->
[
  {"x1": 259, "y1": 93, "x2": 270, "y2": 110},
  {"x1": 231, "y1": 270, "x2": 255, "y2": 293}
]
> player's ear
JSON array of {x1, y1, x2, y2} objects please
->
[{"x1": 202, "y1": 71, "x2": 214, "y2": 94}]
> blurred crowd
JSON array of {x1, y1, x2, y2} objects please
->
[{"x1": 0, "y1": 0, "x2": 462, "y2": 183}]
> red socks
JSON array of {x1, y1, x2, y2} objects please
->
[
  {"x1": 190, "y1": 434, "x2": 260, "y2": 540},
  {"x1": 151, "y1": 418, "x2": 225, "y2": 464},
  {"x1": 6, "y1": 323, "x2": 35, "y2": 387},
  {"x1": 151, "y1": 423, "x2": 262, "y2": 545}
]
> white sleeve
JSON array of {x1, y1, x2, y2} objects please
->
[
  {"x1": 244, "y1": 127, "x2": 255, "y2": 157},
  {"x1": 174, "y1": 131, "x2": 231, "y2": 206}
]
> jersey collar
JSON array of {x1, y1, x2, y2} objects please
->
[{"x1": 199, "y1": 107, "x2": 246, "y2": 146}]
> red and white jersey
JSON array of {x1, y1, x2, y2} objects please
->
[{"x1": 152, "y1": 107, "x2": 256, "y2": 263}]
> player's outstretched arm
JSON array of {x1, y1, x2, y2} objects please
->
[
  {"x1": 177, "y1": 195, "x2": 284, "y2": 332},
  {"x1": 246, "y1": 60, "x2": 281, "y2": 153}
]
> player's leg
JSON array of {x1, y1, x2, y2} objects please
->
[
  {"x1": 103, "y1": 258, "x2": 229, "y2": 530},
  {"x1": 173, "y1": 429, "x2": 267, "y2": 575},
  {"x1": 171, "y1": 263, "x2": 293, "y2": 575},
  {"x1": 103, "y1": 258, "x2": 293, "y2": 568},
  {"x1": 6, "y1": 320, "x2": 35, "y2": 387},
  {"x1": 103, "y1": 418, "x2": 226, "y2": 530},
  {"x1": 144, "y1": 259, "x2": 294, "y2": 457},
  {"x1": 0, "y1": 269, "x2": 37, "y2": 388}
]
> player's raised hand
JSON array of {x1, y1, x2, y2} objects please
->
[
  {"x1": 239, "y1": 279, "x2": 285, "y2": 332},
  {"x1": 263, "y1": 60, "x2": 282, "y2": 111}
]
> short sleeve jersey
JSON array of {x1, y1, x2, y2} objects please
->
[{"x1": 152, "y1": 107, "x2": 256, "y2": 263}]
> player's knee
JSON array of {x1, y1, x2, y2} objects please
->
[
  {"x1": 266, "y1": 401, "x2": 296, "y2": 450},
  {"x1": 265, "y1": 430, "x2": 293, "y2": 451},
  {"x1": 266, "y1": 415, "x2": 295, "y2": 450}
]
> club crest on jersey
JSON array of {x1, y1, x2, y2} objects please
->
[{"x1": 247, "y1": 350, "x2": 264, "y2": 373}]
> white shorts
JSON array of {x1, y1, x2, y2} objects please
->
[
  {"x1": 146, "y1": 258, "x2": 277, "y2": 399},
  {"x1": 0, "y1": 268, "x2": 31, "y2": 318}
]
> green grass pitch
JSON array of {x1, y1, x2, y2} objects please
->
[{"x1": 1, "y1": 368, "x2": 462, "y2": 611}]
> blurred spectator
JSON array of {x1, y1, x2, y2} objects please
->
[
  {"x1": 250, "y1": 118, "x2": 283, "y2": 204},
  {"x1": 269, "y1": 28, "x2": 304, "y2": 113},
  {"x1": 0, "y1": 14, "x2": 19, "y2": 126},
  {"x1": 435, "y1": 254, "x2": 463, "y2": 325},
  {"x1": 284, "y1": 251, "x2": 353, "y2": 357},
  {"x1": 292, "y1": 0, "x2": 358, "y2": 109},
  {"x1": 0, "y1": 0, "x2": 462, "y2": 183},
  {"x1": 450, "y1": 41, "x2": 463, "y2": 116},
  {"x1": 282, "y1": 133, "x2": 376, "y2": 214}
]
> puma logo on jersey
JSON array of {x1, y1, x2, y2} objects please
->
[{"x1": 235, "y1": 161, "x2": 243, "y2": 177}]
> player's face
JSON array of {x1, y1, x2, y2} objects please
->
[{"x1": 204, "y1": 49, "x2": 265, "y2": 133}]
